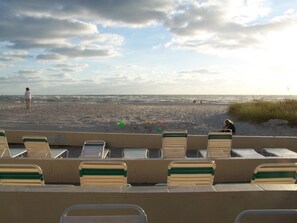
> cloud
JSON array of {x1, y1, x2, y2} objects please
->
[
  {"x1": 0, "y1": 69, "x2": 45, "y2": 85},
  {"x1": 54, "y1": 63, "x2": 89, "y2": 73},
  {"x1": 0, "y1": 51, "x2": 30, "y2": 61},
  {"x1": 36, "y1": 53, "x2": 66, "y2": 61},
  {"x1": 0, "y1": 62, "x2": 9, "y2": 67},
  {"x1": 3, "y1": 0, "x2": 173, "y2": 26},
  {"x1": 1, "y1": 0, "x2": 295, "y2": 57},
  {"x1": 49, "y1": 45, "x2": 119, "y2": 58},
  {"x1": 163, "y1": 0, "x2": 297, "y2": 52}
]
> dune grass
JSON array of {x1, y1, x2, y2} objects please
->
[{"x1": 228, "y1": 100, "x2": 297, "y2": 126}]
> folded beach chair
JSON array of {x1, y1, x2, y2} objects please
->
[
  {"x1": 0, "y1": 129, "x2": 27, "y2": 158},
  {"x1": 167, "y1": 161, "x2": 216, "y2": 186},
  {"x1": 60, "y1": 204, "x2": 148, "y2": 223},
  {"x1": 200, "y1": 131, "x2": 232, "y2": 158},
  {"x1": 262, "y1": 148, "x2": 297, "y2": 157},
  {"x1": 0, "y1": 164, "x2": 45, "y2": 186},
  {"x1": 22, "y1": 136, "x2": 69, "y2": 158},
  {"x1": 231, "y1": 149, "x2": 264, "y2": 158},
  {"x1": 251, "y1": 163, "x2": 297, "y2": 184},
  {"x1": 80, "y1": 140, "x2": 109, "y2": 158},
  {"x1": 123, "y1": 148, "x2": 149, "y2": 159},
  {"x1": 79, "y1": 161, "x2": 128, "y2": 186},
  {"x1": 162, "y1": 130, "x2": 187, "y2": 158}
]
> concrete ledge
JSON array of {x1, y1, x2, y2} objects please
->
[{"x1": 0, "y1": 185, "x2": 296, "y2": 223}]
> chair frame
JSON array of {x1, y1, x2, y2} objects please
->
[{"x1": 80, "y1": 140, "x2": 109, "y2": 158}]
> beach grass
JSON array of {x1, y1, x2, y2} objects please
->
[{"x1": 228, "y1": 100, "x2": 297, "y2": 126}]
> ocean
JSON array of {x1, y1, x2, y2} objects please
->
[{"x1": 0, "y1": 95, "x2": 296, "y2": 105}]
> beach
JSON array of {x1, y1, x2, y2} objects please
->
[{"x1": 0, "y1": 102, "x2": 296, "y2": 136}]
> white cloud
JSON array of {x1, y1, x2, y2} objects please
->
[
  {"x1": 0, "y1": 0, "x2": 297, "y2": 95},
  {"x1": 0, "y1": 51, "x2": 30, "y2": 61}
]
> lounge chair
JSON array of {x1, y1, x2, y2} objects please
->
[
  {"x1": 123, "y1": 148, "x2": 148, "y2": 159},
  {"x1": 251, "y1": 163, "x2": 297, "y2": 184},
  {"x1": 60, "y1": 204, "x2": 148, "y2": 223},
  {"x1": 167, "y1": 161, "x2": 216, "y2": 186},
  {"x1": 79, "y1": 161, "x2": 128, "y2": 186},
  {"x1": 0, "y1": 164, "x2": 45, "y2": 186},
  {"x1": 200, "y1": 131, "x2": 232, "y2": 158},
  {"x1": 0, "y1": 129, "x2": 27, "y2": 158},
  {"x1": 231, "y1": 149, "x2": 264, "y2": 158},
  {"x1": 80, "y1": 140, "x2": 109, "y2": 158},
  {"x1": 262, "y1": 148, "x2": 297, "y2": 157},
  {"x1": 22, "y1": 136, "x2": 69, "y2": 158},
  {"x1": 162, "y1": 130, "x2": 187, "y2": 158}
]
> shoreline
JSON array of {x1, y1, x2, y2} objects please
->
[{"x1": 0, "y1": 102, "x2": 296, "y2": 136}]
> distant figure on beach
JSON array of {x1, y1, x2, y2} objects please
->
[
  {"x1": 24, "y1": 87, "x2": 31, "y2": 109},
  {"x1": 193, "y1": 100, "x2": 196, "y2": 104},
  {"x1": 222, "y1": 119, "x2": 236, "y2": 134}
]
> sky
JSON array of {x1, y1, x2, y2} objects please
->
[{"x1": 0, "y1": 0, "x2": 297, "y2": 95}]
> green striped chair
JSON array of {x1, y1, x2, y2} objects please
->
[
  {"x1": 22, "y1": 136, "x2": 68, "y2": 158},
  {"x1": 251, "y1": 163, "x2": 297, "y2": 184},
  {"x1": 0, "y1": 164, "x2": 44, "y2": 186},
  {"x1": 206, "y1": 132, "x2": 232, "y2": 158},
  {"x1": 167, "y1": 161, "x2": 216, "y2": 186},
  {"x1": 79, "y1": 161, "x2": 128, "y2": 186},
  {"x1": 0, "y1": 129, "x2": 27, "y2": 158},
  {"x1": 162, "y1": 130, "x2": 188, "y2": 158}
]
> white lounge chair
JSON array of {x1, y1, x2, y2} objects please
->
[
  {"x1": 161, "y1": 130, "x2": 187, "y2": 158},
  {"x1": 262, "y1": 148, "x2": 297, "y2": 157},
  {"x1": 80, "y1": 140, "x2": 109, "y2": 158},
  {"x1": 231, "y1": 149, "x2": 264, "y2": 158},
  {"x1": 123, "y1": 148, "x2": 148, "y2": 159},
  {"x1": 0, "y1": 129, "x2": 27, "y2": 158},
  {"x1": 60, "y1": 204, "x2": 148, "y2": 223},
  {"x1": 22, "y1": 136, "x2": 68, "y2": 158}
]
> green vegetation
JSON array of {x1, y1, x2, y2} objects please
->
[{"x1": 228, "y1": 100, "x2": 297, "y2": 126}]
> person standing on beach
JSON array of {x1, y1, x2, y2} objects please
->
[
  {"x1": 222, "y1": 119, "x2": 236, "y2": 134},
  {"x1": 24, "y1": 87, "x2": 32, "y2": 109}
]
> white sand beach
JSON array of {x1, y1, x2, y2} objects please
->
[{"x1": 0, "y1": 102, "x2": 296, "y2": 136}]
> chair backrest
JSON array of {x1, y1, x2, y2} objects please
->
[
  {"x1": 0, "y1": 164, "x2": 45, "y2": 186},
  {"x1": 22, "y1": 136, "x2": 52, "y2": 158},
  {"x1": 206, "y1": 132, "x2": 232, "y2": 158},
  {"x1": 60, "y1": 204, "x2": 148, "y2": 223},
  {"x1": 162, "y1": 130, "x2": 187, "y2": 158},
  {"x1": 0, "y1": 129, "x2": 11, "y2": 158},
  {"x1": 80, "y1": 140, "x2": 106, "y2": 158},
  {"x1": 79, "y1": 161, "x2": 128, "y2": 186},
  {"x1": 167, "y1": 161, "x2": 216, "y2": 186},
  {"x1": 251, "y1": 163, "x2": 297, "y2": 184}
]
